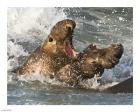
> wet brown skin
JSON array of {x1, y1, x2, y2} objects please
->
[
  {"x1": 14, "y1": 19, "x2": 77, "y2": 76},
  {"x1": 56, "y1": 44, "x2": 124, "y2": 87},
  {"x1": 14, "y1": 19, "x2": 124, "y2": 88}
]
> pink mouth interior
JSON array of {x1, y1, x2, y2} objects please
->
[{"x1": 65, "y1": 42, "x2": 78, "y2": 58}]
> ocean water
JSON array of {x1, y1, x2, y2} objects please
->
[{"x1": 7, "y1": 7, "x2": 133, "y2": 105}]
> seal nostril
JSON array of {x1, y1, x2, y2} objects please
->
[
  {"x1": 66, "y1": 26, "x2": 72, "y2": 31},
  {"x1": 65, "y1": 24, "x2": 73, "y2": 30}
]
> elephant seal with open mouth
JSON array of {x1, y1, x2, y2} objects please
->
[
  {"x1": 14, "y1": 19, "x2": 78, "y2": 77},
  {"x1": 56, "y1": 43, "x2": 123, "y2": 87},
  {"x1": 14, "y1": 19, "x2": 124, "y2": 89}
]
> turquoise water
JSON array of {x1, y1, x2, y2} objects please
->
[{"x1": 7, "y1": 7, "x2": 133, "y2": 105}]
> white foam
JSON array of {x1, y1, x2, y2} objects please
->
[
  {"x1": 17, "y1": 73, "x2": 62, "y2": 86},
  {"x1": 7, "y1": 7, "x2": 67, "y2": 70},
  {"x1": 98, "y1": 82, "x2": 119, "y2": 91},
  {"x1": 7, "y1": 8, "x2": 133, "y2": 88},
  {"x1": 8, "y1": 41, "x2": 28, "y2": 57},
  {"x1": 8, "y1": 8, "x2": 67, "y2": 36}
]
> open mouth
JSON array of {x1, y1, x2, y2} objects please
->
[
  {"x1": 65, "y1": 38, "x2": 78, "y2": 58},
  {"x1": 83, "y1": 44, "x2": 97, "y2": 52},
  {"x1": 77, "y1": 44, "x2": 98, "y2": 59}
]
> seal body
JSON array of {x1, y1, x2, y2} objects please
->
[
  {"x1": 14, "y1": 19, "x2": 124, "y2": 88},
  {"x1": 14, "y1": 19, "x2": 78, "y2": 76},
  {"x1": 55, "y1": 44, "x2": 124, "y2": 86},
  {"x1": 16, "y1": 47, "x2": 72, "y2": 76}
]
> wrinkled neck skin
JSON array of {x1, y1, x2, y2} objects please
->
[{"x1": 41, "y1": 41, "x2": 75, "y2": 72}]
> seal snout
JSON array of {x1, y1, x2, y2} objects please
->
[
  {"x1": 110, "y1": 43, "x2": 124, "y2": 59},
  {"x1": 101, "y1": 43, "x2": 124, "y2": 69},
  {"x1": 42, "y1": 19, "x2": 78, "y2": 58},
  {"x1": 64, "y1": 19, "x2": 76, "y2": 29},
  {"x1": 65, "y1": 23, "x2": 75, "y2": 32}
]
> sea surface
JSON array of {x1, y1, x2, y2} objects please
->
[{"x1": 7, "y1": 7, "x2": 133, "y2": 105}]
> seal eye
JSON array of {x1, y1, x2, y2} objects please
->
[{"x1": 49, "y1": 37, "x2": 53, "y2": 42}]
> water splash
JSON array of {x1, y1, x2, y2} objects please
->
[
  {"x1": 7, "y1": 8, "x2": 67, "y2": 36},
  {"x1": 7, "y1": 8, "x2": 133, "y2": 89}
]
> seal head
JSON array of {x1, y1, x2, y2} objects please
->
[
  {"x1": 55, "y1": 43, "x2": 124, "y2": 86},
  {"x1": 80, "y1": 43, "x2": 124, "y2": 79},
  {"x1": 42, "y1": 19, "x2": 78, "y2": 58},
  {"x1": 14, "y1": 19, "x2": 78, "y2": 75}
]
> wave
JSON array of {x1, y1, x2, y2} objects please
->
[{"x1": 7, "y1": 7, "x2": 133, "y2": 89}]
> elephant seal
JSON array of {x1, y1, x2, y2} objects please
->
[
  {"x1": 14, "y1": 19, "x2": 124, "y2": 88},
  {"x1": 14, "y1": 19, "x2": 78, "y2": 76},
  {"x1": 55, "y1": 43, "x2": 124, "y2": 87}
]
